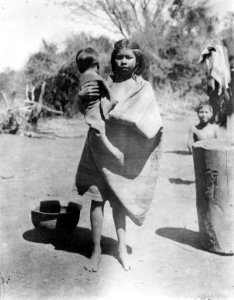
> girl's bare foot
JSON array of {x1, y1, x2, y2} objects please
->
[
  {"x1": 118, "y1": 245, "x2": 131, "y2": 271},
  {"x1": 84, "y1": 247, "x2": 101, "y2": 272}
]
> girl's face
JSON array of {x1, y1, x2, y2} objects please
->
[
  {"x1": 197, "y1": 107, "x2": 212, "y2": 123},
  {"x1": 114, "y1": 48, "x2": 136, "y2": 78}
]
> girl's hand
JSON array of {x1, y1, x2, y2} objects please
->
[{"x1": 79, "y1": 81, "x2": 100, "y2": 100}]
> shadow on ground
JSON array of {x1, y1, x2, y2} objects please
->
[
  {"x1": 155, "y1": 227, "x2": 202, "y2": 250},
  {"x1": 165, "y1": 150, "x2": 191, "y2": 155},
  {"x1": 23, "y1": 227, "x2": 132, "y2": 259},
  {"x1": 169, "y1": 178, "x2": 195, "y2": 185},
  {"x1": 156, "y1": 227, "x2": 234, "y2": 256}
]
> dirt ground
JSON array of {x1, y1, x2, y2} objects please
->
[{"x1": 0, "y1": 115, "x2": 233, "y2": 300}]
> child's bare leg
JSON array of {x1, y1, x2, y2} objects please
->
[
  {"x1": 112, "y1": 207, "x2": 131, "y2": 271},
  {"x1": 84, "y1": 200, "x2": 104, "y2": 272}
]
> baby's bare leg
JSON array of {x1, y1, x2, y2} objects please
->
[
  {"x1": 113, "y1": 207, "x2": 131, "y2": 271},
  {"x1": 84, "y1": 200, "x2": 104, "y2": 272}
]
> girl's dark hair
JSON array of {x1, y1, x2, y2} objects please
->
[
  {"x1": 76, "y1": 47, "x2": 100, "y2": 73},
  {"x1": 111, "y1": 39, "x2": 145, "y2": 76}
]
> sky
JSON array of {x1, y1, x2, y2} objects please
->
[
  {"x1": 0, "y1": 0, "x2": 113, "y2": 72},
  {"x1": 0, "y1": 0, "x2": 234, "y2": 73}
]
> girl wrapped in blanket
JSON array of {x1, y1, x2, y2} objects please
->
[{"x1": 76, "y1": 39, "x2": 163, "y2": 272}]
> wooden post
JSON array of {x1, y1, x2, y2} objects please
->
[{"x1": 193, "y1": 139, "x2": 234, "y2": 255}]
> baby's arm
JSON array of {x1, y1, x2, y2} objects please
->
[
  {"x1": 187, "y1": 126, "x2": 195, "y2": 154},
  {"x1": 99, "y1": 80, "x2": 118, "y2": 118},
  {"x1": 78, "y1": 81, "x2": 100, "y2": 112}
]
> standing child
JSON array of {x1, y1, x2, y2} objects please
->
[
  {"x1": 187, "y1": 104, "x2": 219, "y2": 153},
  {"x1": 76, "y1": 47, "x2": 116, "y2": 133},
  {"x1": 76, "y1": 40, "x2": 163, "y2": 272}
]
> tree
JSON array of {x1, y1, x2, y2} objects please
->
[
  {"x1": 220, "y1": 12, "x2": 234, "y2": 58},
  {"x1": 59, "y1": 0, "x2": 173, "y2": 38},
  {"x1": 24, "y1": 40, "x2": 61, "y2": 87},
  {"x1": 58, "y1": 0, "x2": 219, "y2": 94},
  {"x1": 22, "y1": 33, "x2": 114, "y2": 115}
]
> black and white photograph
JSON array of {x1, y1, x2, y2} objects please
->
[{"x1": 0, "y1": 0, "x2": 234, "y2": 299}]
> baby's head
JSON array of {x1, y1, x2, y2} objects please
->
[
  {"x1": 196, "y1": 104, "x2": 213, "y2": 123},
  {"x1": 76, "y1": 47, "x2": 100, "y2": 73}
]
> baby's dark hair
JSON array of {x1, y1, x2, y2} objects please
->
[
  {"x1": 76, "y1": 47, "x2": 100, "y2": 73},
  {"x1": 196, "y1": 103, "x2": 213, "y2": 115},
  {"x1": 111, "y1": 39, "x2": 145, "y2": 76}
]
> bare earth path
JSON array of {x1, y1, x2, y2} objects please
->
[{"x1": 0, "y1": 116, "x2": 233, "y2": 300}]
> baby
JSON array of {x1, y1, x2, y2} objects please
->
[
  {"x1": 187, "y1": 104, "x2": 219, "y2": 153},
  {"x1": 76, "y1": 47, "x2": 116, "y2": 132}
]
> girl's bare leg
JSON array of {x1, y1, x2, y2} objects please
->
[
  {"x1": 84, "y1": 200, "x2": 104, "y2": 272},
  {"x1": 112, "y1": 207, "x2": 131, "y2": 271}
]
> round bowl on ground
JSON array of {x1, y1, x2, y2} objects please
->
[{"x1": 31, "y1": 200, "x2": 82, "y2": 242}]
